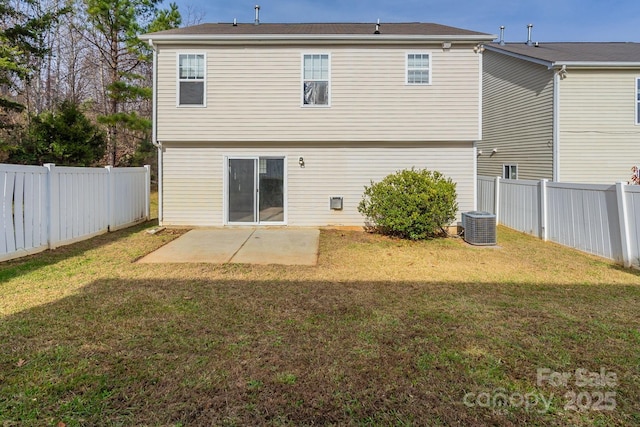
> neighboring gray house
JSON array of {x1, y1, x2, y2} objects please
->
[
  {"x1": 140, "y1": 22, "x2": 494, "y2": 227},
  {"x1": 480, "y1": 42, "x2": 640, "y2": 184}
]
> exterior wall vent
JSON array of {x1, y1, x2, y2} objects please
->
[
  {"x1": 462, "y1": 211, "x2": 496, "y2": 245},
  {"x1": 329, "y1": 196, "x2": 343, "y2": 210}
]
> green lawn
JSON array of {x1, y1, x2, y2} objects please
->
[{"x1": 0, "y1": 218, "x2": 639, "y2": 426}]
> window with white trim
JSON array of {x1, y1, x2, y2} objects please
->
[
  {"x1": 636, "y1": 77, "x2": 640, "y2": 124},
  {"x1": 407, "y1": 53, "x2": 431, "y2": 85},
  {"x1": 302, "y1": 54, "x2": 329, "y2": 106},
  {"x1": 178, "y1": 53, "x2": 205, "y2": 106},
  {"x1": 503, "y1": 164, "x2": 518, "y2": 179}
]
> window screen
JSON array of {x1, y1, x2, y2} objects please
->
[
  {"x1": 178, "y1": 54, "x2": 205, "y2": 106},
  {"x1": 303, "y1": 54, "x2": 329, "y2": 105}
]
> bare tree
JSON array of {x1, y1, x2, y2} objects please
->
[
  {"x1": 182, "y1": 3, "x2": 204, "y2": 26},
  {"x1": 81, "y1": 0, "x2": 180, "y2": 165},
  {"x1": 2, "y1": 0, "x2": 181, "y2": 166}
]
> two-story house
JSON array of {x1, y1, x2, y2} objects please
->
[
  {"x1": 480, "y1": 42, "x2": 640, "y2": 184},
  {"x1": 141, "y1": 22, "x2": 494, "y2": 227}
]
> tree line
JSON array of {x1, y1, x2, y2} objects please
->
[{"x1": 0, "y1": 0, "x2": 187, "y2": 168}]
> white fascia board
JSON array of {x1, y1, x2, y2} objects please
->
[
  {"x1": 484, "y1": 46, "x2": 640, "y2": 69},
  {"x1": 140, "y1": 33, "x2": 496, "y2": 45},
  {"x1": 551, "y1": 61, "x2": 640, "y2": 69},
  {"x1": 483, "y1": 45, "x2": 553, "y2": 68}
]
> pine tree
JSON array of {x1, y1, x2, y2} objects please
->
[
  {"x1": 84, "y1": 0, "x2": 180, "y2": 165},
  {"x1": 10, "y1": 100, "x2": 106, "y2": 166}
]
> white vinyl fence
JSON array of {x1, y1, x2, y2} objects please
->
[
  {"x1": 1, "y1": 163, "x2": 150, "y2": 262},
  {"x1": 478, "y1": 176, "x2": 640, "y2": 268}
]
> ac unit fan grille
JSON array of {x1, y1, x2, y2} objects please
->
[{"x1": 462, "y1": 211, "x2": 496, "y2": 246}]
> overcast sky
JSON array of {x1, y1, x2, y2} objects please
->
[{"x1": 170, "y1": 0, "x2": 640, "y2": 42}]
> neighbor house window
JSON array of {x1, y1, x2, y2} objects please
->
[
  {"x1": 302, "y1": 54, "x2": 329, "y2": 106},
  {"x1": 407, "y1": 53, "x2": 431, "y2": 84},
  {"x1": 503, "y1": 164, "x2": 518, "y2": 179},
  {"x1": 178, "y1": 53, "x2": 205, "y2": 106},
  {"x1": 636, "y1": 77, "x2": 640, "y2": 124}
]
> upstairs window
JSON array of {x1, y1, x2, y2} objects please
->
[
  {"x1": 407, "y1": 53, "x2": 431, "y2": 85},
  {"x1": 178, "y1": 53, "x2": 205, "y2": 106},
  {"x1": 303, "y1": 54, "x2": 330, "y2": 106}
]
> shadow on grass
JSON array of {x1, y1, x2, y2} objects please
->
[
  {"x1": 1, "y1": 277, "x2": 638, "y2": 426},
  {"x1": 0, "y1": 219, "x2": 162, "y2": 281},
  {"x1": 608, "y1": 262, "x2": 640, "y2": 276}
]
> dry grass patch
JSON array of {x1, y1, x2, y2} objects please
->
[{"x1": 0, "y1": 222, "x2": 639, "y2": 426}]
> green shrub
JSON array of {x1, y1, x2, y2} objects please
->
[
  {"x1": 357, "y1": 168, "x2": 458, "y2": 240},
  {"x1": 9, "y1": 101, "x2": 106, "y2": 166}
]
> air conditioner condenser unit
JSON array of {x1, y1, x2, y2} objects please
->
[{"x1": 461, "y1": 211, "x2": 496, "y2": 246}]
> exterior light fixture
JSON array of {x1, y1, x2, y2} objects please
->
[{"x1": 558, "y1": 65, "x2": 568, "y2": 80}]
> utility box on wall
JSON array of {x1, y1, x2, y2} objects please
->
[{"x1": 329, "y1": 196, "x2": 343, "y2": 210}]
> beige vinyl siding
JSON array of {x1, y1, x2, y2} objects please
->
[
  {"x1": 479, "y1": 50, "x2": 554, "y2": 179},
  {"x1": 156, "y1": 45, "x2": 481, "y2": 142},
  {"x1": 161, "y1": 142, "x2": 474, "y2": 227},
  {"x1": 558, "y1": 69, "x2": 640, "y2": 184}
]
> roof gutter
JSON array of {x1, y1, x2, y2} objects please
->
[
  {"x1": 483, "y1": 44, "x2": 553, "y2": 67},
  {"x1": 140, "y1": 33, "x2": 496, "y2": 45},
  {"x1": 484, "y1": 46, "x2": 640, "y2": 70},
  {"x1": 551, "y1": 61, "x2": 640, "y2": 69}
]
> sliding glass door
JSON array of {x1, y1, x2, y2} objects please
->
[
  {"x1": 228, "y1": 158, "x2": 256, "y2": 223},
  {"x1": 227, "y1": 157, "x2": 284, "y2": 224}
]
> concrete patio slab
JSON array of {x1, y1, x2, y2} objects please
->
[
  {"x1": 138, "y1": 228, "x2": 254, "y2": 263},
  {"x1": 138, "y1": 228, "x2": 319, "y2": 265},
  {"x1": 231, "y1": 228, "x2": 319, "y2": 265}
]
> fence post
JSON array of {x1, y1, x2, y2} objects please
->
[
  {"x1": 144, "y1": 165, "x2": 151, "y2": 220},
  {"x1": 615, "y1": 181, "x2": 632, "y2": 267},
  {"x1": 540, "y1": 179, "x2": 548, "y2": 241},
  {"x1": 105, "y1": 166, "x2": 115, "y2": 231},
  {"x1": 494, "y1": 176, "x2": 501, "y2": 223},
  {"x1": 44, "y1": 163, "x2": 59, "y2": 249}
]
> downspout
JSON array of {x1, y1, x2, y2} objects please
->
[
  {"x1": 552, "y1": 69, "x2": 560, "y2": 182},
  {"x1": 473, "y1": 142, "x2": 478, "y2": 211},
  {"x1": 474, "y1": 45, "x2": 483, "y2": 211},
  {"x1": 149, "y1": 38, "x2": 163, "y2": 224}
]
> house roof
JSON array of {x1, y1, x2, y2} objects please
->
[
  {"x1": 485, "y1": 42, "x2": 640, "y2": 68},
  {"x1": 141, "y1": 22, "x2": 495, "y2": 44}
]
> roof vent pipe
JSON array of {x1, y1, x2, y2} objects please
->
[
  {"x1": 526, "y1": 24, "x2": 534, "y2": 46},
  {"x1": 374, "y1": 18, "x2": 380, "y2": 34},
  {"x1": 233, "y1": 18, "x2": 237, "y2": 26},
  {"x1": 499, "y1": 26, "x2": 505, "y2": 46},
  {"x1": 254, "y1": 5, "x2": 260, "y2": 25}
]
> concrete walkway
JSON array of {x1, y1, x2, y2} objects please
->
[{"x1": 138, "y1": 228, "x2": 320, "y2": 265}]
